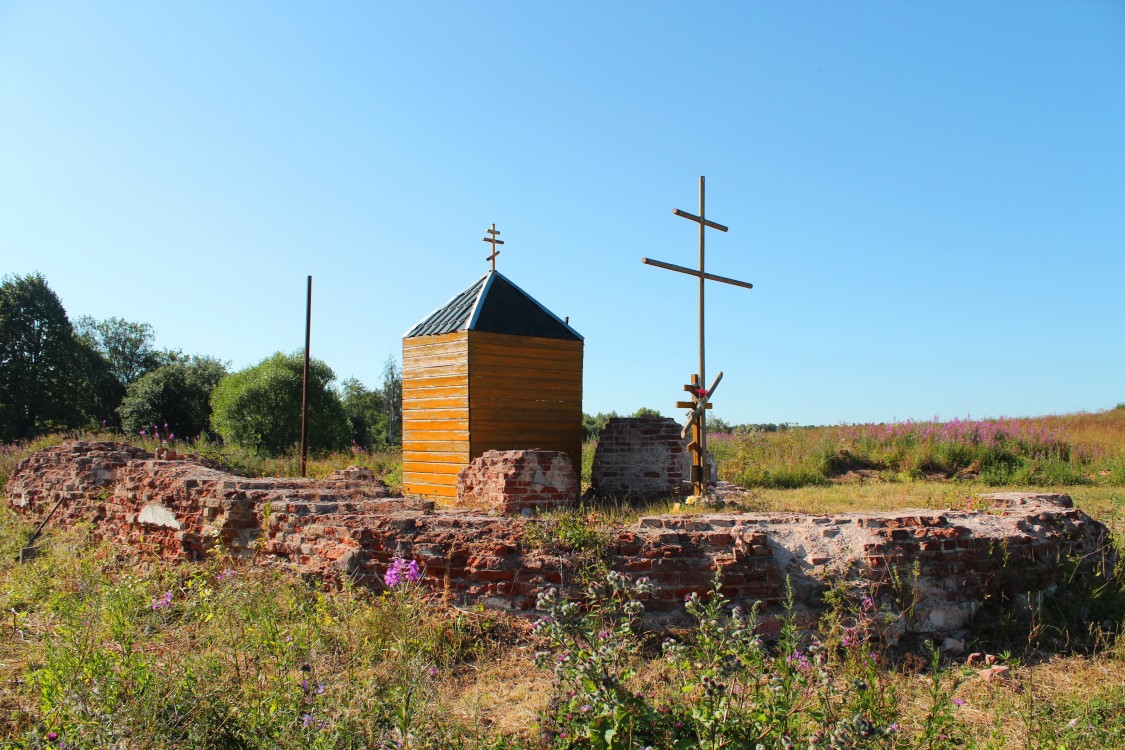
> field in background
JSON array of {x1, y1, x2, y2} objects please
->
[{"x1": 709, "y1": 407, "x2": 1125, "y2": 490}]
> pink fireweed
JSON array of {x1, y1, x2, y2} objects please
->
[{"x1": 384, "y1": 557, "x2": 422, "y2": 587}]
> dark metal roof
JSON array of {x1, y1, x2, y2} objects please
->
[
  {"x1": 403, "y1": 275, "x2": 487, "y2": 338},
  {"x1": 404, "y1": 271, "x2": 583, "y2": 341}
]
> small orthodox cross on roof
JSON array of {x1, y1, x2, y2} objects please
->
[{"x1": 482, "y1": 223, "x2": 505, "y2": 271}]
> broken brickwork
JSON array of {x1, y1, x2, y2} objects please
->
[
  {"x1": 456, "y1": 449, "x2": 578, "y2": 515},
  {"x1": 591, "y1": 417, "x2": 687, "y2": 498},
  {"x1": 6, "y1": 442, "x2": 1115, "y2": 638},
  {"x1": 590, "y1": 417, "x2": 716, "y2": 499}
]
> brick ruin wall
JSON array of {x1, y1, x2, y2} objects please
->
[
  {"x1": 457, "y1": 450, "x2": 578, "y2": 515},
  {"x1": 6, "y1": 442, "x2": 1116, "y2": 637},
  {"x1": 591, "y1": 417, "x2": 717, "y2": 499}
]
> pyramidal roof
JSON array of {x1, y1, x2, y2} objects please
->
[{"x1": 404, "y1": 271, "x2": 582, "y2": 341}]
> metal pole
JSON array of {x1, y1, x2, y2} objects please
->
[
  {"x1": 300, "y1": 275, "x2": 311, "y2": 478},
  {"x1": 697, "y1": 176, "x2": 706, "y2": 497}
]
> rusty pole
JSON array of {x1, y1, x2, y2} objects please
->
[{"x1": 300, "y1": 275, "x2": 311, "y2": 478}]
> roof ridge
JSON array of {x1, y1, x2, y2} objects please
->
[{"x1": 403, "y1": 270, "x2": 582, "y2": 341}]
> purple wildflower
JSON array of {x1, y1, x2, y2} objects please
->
[
  {"x1": 302, "y1": 713, "x2": 315, "y2": 728},
  {"x1": 151, "y1": 590, "x2": 173, "y2": 610},
  {"x1": 953, "y1": 697, "x2": 966, "y2": 706},
  {"x1": 384, "y1": 557, "x2": 423, "y2": 587},
  {"x1": 862, "y1": 595, "x2": 875, "y2": 611},
  {"x1": 405, "y1": 558, "x2": 421, "y2": 582},
  {"x1": 786, "y1": 649, "x2": 811, "y2": 671}
]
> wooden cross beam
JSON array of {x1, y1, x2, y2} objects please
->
[
  {"x1": 643, "y1": 176, "x2": 753, "y2": 497},
  {"x1": 641, "y1": 258, "x2": 754, "y2": 291},
  {"x1": 482, "y1": 223, "x2": 504, "y2": 271}
]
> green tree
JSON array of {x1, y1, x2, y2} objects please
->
[
  {"x1": 582, "y1": 411, "x2": 619, "y2": 441},
  {"x1": 341, "y1": 376, "x2": 390, "y2": 450},
  {"x1": 118, "y1": 357, "x2": 228, "y2": 440},
  {"x1": 210, "y1": 351, "x2": 350, "y2": 456},
  {"x1": 75, "y1": 315, "x2": 170, "y2": 427},
  {"x1": 631, "y1": 406, "x2": 664, "y2": 418},
  {"x1": 74, "y1": 315, "x2": 162, "y2": 387},
  {"x1": 381, "y1": 355, "x2": 402, "y2": 446},
  {"x1": 0, "y1": 273, "x2": 93, "y2": 440},
  {"x1": 707, "y1": 414, "x2": 733, "y2": 433}
]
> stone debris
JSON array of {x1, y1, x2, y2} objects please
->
[
  {"x1": 979, "y1": 665, "x2": 1012, "y2": 682},
  {"x1": 941, "y1": 637, "x2": 966, "y2": 655}
]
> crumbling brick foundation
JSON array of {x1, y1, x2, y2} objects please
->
[
  {"x1": 456, "y1": 449, "x2": 578, "y2": 515},
  {"x1": 6, "y1": 442, "x2": 1115, "y2": 639}
]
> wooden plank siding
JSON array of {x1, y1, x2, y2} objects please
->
[
  {"x1": 402, "y1": 332, "x2": 470, "y2": 497},
  {"x1": 468, "y1": 331, "x2": 583, "y2": 472},
  {"x1": 402, "y1": 330, "x2": 583, "y2": 499}
]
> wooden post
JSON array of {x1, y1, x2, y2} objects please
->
[
  {"x1": 643, "y1": 177, "x2": 752, "y2": 499},
  {"x1": 691, "y1": 374, "x2": 702, "y2": 493},
  {"x1": 696, "y1": 178, "x2": 707, "y2": 497},
  {"x1": 300, "y1": 275, "x2": 311, "y2": 478}
]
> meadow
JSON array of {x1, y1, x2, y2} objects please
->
[{"x1": 1, "y1": 407, "x2": 1124, "y2": 749}]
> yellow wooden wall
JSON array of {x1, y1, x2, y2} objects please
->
[
  {"x1": 467, "y1": 331, "x2": 583, "y2": 473},
  {"x1": 403, "y1": 330, "x2": 583, "y2": 499},
  {"x1": 402, "y1": 332, "x2": 470, "y2": 498}
]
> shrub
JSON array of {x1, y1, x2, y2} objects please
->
[
  {"x1": 210, "y1": 352, "x2": 350, "y2": 457},
  {"x1": 118, "y1": 357, "x2": 227, "y2": 441}
]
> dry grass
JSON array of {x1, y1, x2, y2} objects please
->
[
  {"x1": 947, "y1": 653, "x2": 1125, "y2": 747},
  {"x1": 445, "y1": 649, "x2": 548, "y2": 740}
]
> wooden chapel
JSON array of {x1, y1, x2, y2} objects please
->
[{"x1": 401, "y1": 239, "x2": 583, "y2": 499}]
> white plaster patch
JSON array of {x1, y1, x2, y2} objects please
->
[
  {"x1": 138, "y1": 503, "x2": 182, "y2": 530},
  {"x1": 531, "y1": 468, "x2": 552, "y2": 490}
]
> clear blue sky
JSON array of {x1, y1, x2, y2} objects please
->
[{"x1": 3, "y1": 2, "x2": 1122, "y2": 426}]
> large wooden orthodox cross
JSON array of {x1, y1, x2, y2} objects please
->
[
  {"x1": 483, "y1": 223, "x2": 505, "y2": 270},
  {"x1": 642, "y1": 176, "x2": 754, "y2": 498}
]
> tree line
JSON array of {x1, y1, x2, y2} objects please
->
[
  {"x1": 0, "y1": 273, "x2": 401, "y2": 455},
  {"x1": 581, "y1": 408, "x2": 799, "y2": 441}
]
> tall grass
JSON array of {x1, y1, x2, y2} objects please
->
[
  {"x1": 712, "y1": 409, "x2": 1125, "y2": 490},
  {"x1": 1, "y1": 510, "x2": 1123, "y2": 748}
]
